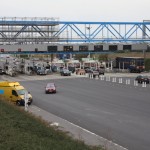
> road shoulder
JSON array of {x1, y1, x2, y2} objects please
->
[{"x1": 28, "y1": 105, "x2": 128, "y2": 150}]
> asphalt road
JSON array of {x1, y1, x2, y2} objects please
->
[{"x1": 21, "y1": 77, "x2": 150, "y2": 150}]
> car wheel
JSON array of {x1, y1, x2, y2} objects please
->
[{"x1": 16, "y1": 100, "x2": 21, "y2": 106}]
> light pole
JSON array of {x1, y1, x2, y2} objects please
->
[
  {"x1": 86, "y1": 25, "x2": 92, "y2": 59},
  {"x1": 143, "y1": 49, "x2": 146, "y2": 70},
  {"x1": 86, "y1": 25, "x2": 92, "y2": 41}
]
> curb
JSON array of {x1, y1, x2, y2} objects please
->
[{"x1": 28, "y1": 105, "x2": 128, "y2": 150}]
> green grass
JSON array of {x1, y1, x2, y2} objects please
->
[{"x1": 0, "y1": 100, "x2": 103, "y2": 150}]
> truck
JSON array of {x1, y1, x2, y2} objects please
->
[
  {"x1": 115, "y1": 57, "x2": 145, "y2": 73},
  {"x1": 0, "y1": 81, "x2": 33, "y2": 106},
  {"x1": 128, "y1": 64, "x2": 145, "y2": 73}
]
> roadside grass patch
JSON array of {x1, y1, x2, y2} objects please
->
[{"x1": 0, "y1": 100, "x2": 103, "y2": 150}]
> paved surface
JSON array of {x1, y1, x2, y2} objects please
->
[
  {"x1": 28, "y1": 105, "x2": 127, "y2": 150},
  {"x1": 0, "y1": 72, "x2": 150, "y2": 81},
  {"x1": 20, "y1": 77, "x2": 150, "y2": 150},
  {"x1": 1, "y1": 72, "x2": 150, "y2": 150}
]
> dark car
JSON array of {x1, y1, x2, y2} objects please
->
[
  {"x1": 68, "y1": 66, "x2": 75, "y2": 73},
  {"x1": 84, "y1": 68, "x2": 91, "y2": 73},
  {"x1": 87, "y1": 68, "x2": 104, "y2": 78},
  {"x1": 135, "y1": 75, "x2": 150, "y2": 84},
  {"x1": 91, "y1": 70, "x2": 99, "y2": 78},
  {"x1": 45, "y1": 83, "x2": 56, "y2": 94},
  {"x1": 97, "y1": 67, "x2": 105, "y2": 75},
  {"x1": 37, "y1": 67, "x2": 46, "y2": 75},
  {"x1": 60, "y1": 69, "x2": 71, "y2": 76},
  {"x1": 87, "y1": 69, "x2": 99, "y2": 78}
]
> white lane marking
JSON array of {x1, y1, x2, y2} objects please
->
[
  {"x1": 29, "y1": 105, "x2": 128, "y2": 150},
  {"x1": 65, "y1": 119, "x2": 128, "y2": 150}
]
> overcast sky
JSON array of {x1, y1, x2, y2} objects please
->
[{"x1": 0, "y1": 0, "x2": 149, "y2": 22}]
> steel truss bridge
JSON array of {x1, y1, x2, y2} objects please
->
[{"x1": 0, "y1": 17, "x2": 150, "y2": 44}]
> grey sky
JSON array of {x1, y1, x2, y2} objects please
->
[{"x1": 0, "y1": 0, "x2": 149, "y2": 22}]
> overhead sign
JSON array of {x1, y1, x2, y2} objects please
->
[{"x1": 0, "y1": 89, "x2": 4, "y2": 94}]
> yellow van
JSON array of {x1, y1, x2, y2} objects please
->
[{"x1": 0, "y1": 81, "x2": 33, "y2": 106}]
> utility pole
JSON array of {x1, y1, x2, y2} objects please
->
[
  {"x1": 143, "y1": 49, "x2": 146, "y2": 60},
  {"x1": 86, "y1": 25, "x2": 92, "y2": 59}
]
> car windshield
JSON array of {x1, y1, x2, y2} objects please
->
[
  {"x1": 137, "y1": 76, "x2": 149, "y2": 79},
  {"x1": 47, "y1": 83, "x2": 55, "y2": 87},
  {"x1": 142, "y1": 76, "x2": 148, "y2": 78},
  {"x1": 63, "y1": 69, "x2": 69, "y2": 72},
  {"x1": 17, "y1": 89, "x2": 27, "y2": 95}
]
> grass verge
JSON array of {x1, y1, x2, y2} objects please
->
[{"x1": 0, "y1": 99, "x2": 103, "y2": 150}]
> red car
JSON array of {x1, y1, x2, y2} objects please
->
[{"x1": 45, "y1": 83, "x2": 56, "y2": 94}]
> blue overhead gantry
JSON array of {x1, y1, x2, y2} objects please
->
[{"x1": 0, "y1": 17, "x2": 150, "y2": 44}]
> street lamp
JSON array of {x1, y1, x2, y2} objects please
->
[
  {"x1": 86, "y1": 25, "x2": 92, "y2": 41},
  {"x1": 86, "y1": 25, "x2": 92, "y2": 59}
]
